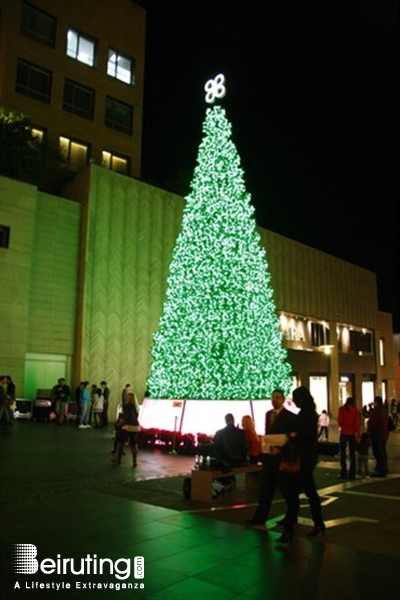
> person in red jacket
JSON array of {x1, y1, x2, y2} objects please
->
[{"x1": 337, "y1": 397, "x2": 361, "y2": 479}]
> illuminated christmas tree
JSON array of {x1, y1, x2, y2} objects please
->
[{"x1": 147, "y1": 75, "x2": 292, "y2": 400}]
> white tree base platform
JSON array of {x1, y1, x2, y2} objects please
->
[{"x1": 139, "y1": 397, "x2": 297, "y2": 437}]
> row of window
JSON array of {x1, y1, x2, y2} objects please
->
[
  {"x1": 59, "y1": 136, "x2": 129, "y2": 175},
  {"x1": 16, "y1": 59, "x2": 133, "y2": 135},
  {"x1": 31, "y1": 128, "x2": 129, "y2": 174},
  {"x1": 21, "y1": 1, "x2": 135, "y2": 84},
  {"x1": 280, "y1": 313, "x2": 374, "y2": 355}
]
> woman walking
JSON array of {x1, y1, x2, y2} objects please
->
[
  {"x1": 112, "y1": 392, "x2": 140, "y2": 467},
  {"x1": 292, "y1": 386, "x2": 326, "y2": 538}
]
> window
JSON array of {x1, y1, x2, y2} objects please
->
[
  {"x1": 16, "y1": 59, "x2": 52, "y2": 103},
  {"x1": 107, "y1": 49, "x2": 135, "y2": 84},
  {"x1": 59, "y1": 136, "x2": 89, "y2": 171},
  {"x1": 105, "y1": 97, "x2": 132, "y2": 134},
  {"x1": 379, "y1": 339, "x2": 385, "y2": 366},
  {"x1": 102, "y1": 151, "x2": 130, "y2": 175},
  {"x1": 311, "y1": 322, "x2": 330, "y2": 347},
  {"x1": 28, "y1": 127, "x2": 45, "y2": 152},
  {"x1": 66, "y1": 28, "x2": 96, "y2": 67},
  {"x1": 0, "y1": 225, "x2": 11, "y2": 249},
  {"x1": 21, "y1": 2, "x2": 56, "y2": 46},
  {"x1": 349, "y1": 330, "x2": 373, "y2": 354},
  {"x1": 63, "y1": 79, "x2": 94, "y2": 119},
  {"x1": 31, "y1": 127, "x2": 45, "y2": 143}
]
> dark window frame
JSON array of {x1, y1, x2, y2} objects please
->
[
  {"x1": 349, "y1": 330, "x2": 374, "y2": 354},
  {"x1": 105, "y1": 96, "x2": 133, "y2": 135},
  {"x1": 15, "y1": 59, "x2": 52, "y2": 103},
  {"x1": 21, "y1": 1, "x2": 56, "y2": 47},
  {"x1": 63, "y1": 79, "x2": 94, "y2": 120},
  {"x1": 0, "y1": 225, "x2": 11, "y2": 249},
  {"x1": 311, "y1": 322, "x2": 330, "y2": 347}
]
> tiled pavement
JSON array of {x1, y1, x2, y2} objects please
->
[{"x1": 1, "y1": 420, "x2": 399, "y2": 600}]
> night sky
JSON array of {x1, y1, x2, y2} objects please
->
[{"x1": 136, "y1": 1, "x2": 399, "y2": 331}]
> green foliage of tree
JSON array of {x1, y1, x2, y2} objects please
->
[
  {"x1": 147, "y1": 105, "x2": 292, "y2": 399},
  {"x1": 0, "y1": 107, "x2": 68, "y2": 192}
]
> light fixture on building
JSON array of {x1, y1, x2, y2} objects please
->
[{"x1": 320, "y1": 344, "x2": 334, "y2": 355}]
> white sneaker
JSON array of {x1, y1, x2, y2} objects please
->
[
  {"x1": 78, "y1": 424, "x2": 85, "y2": 429},
  {"x1": 84, "y1": 424, "x2": 91, "y2": 428}
]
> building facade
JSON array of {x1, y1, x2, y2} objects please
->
[
  {"x1": 0, "y1": 167, "x2": 395, "y2": 422},
  {"x1": 0, "y1": 0, "x2": 396, "y2": 424},
  {"x1": 0, "y1": 0, "x2": 145, "y2": 178}
]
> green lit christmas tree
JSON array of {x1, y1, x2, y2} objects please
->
[{"x1": 147, "y1": 75, "x2": 292, "y2": 399}]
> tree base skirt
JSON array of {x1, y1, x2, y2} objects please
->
[{"x1": 139, "y1": 397, "x2": 298, "y2": 437}]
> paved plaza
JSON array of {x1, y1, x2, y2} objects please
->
[{"x1": 1, "y1": 420, "x2": 399, "y2": 600}]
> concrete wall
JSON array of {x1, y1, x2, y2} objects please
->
[
  {"x1": 259, "y1": 228, "x2": 379, "y2": 329},
  {"x1": 0, "y1": 176, "x2": 80, "y2": 397},
  {"x1": 0, "y1": 177, "x2": 37, "y2": 387},
  {"x1": 77, "y1": 166, "x2": 184, "y2": 402},
  {"x1": 27, "y1": 192, "x2": 80, "y2": 354}
]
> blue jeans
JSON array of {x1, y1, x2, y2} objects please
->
[{"x1": 79, "y1": 403, "x2": 89, "y2": 425}]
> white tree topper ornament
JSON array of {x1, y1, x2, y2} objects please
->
[{"x1": 204, "y1": 74, "x2": 226, "y2": 104}]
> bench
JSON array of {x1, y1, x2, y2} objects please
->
[{"x1": 190, "y1": 463, "x2": 263, "y2": 503}]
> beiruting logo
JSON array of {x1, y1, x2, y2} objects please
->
[{"x1": 12, "y1": 545, "x2": 144, "y2": 591}]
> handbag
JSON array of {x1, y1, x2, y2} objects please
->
[
  {"x1": 121, "y1": 424, "x2": 141, "y2": 432},
  {"x1": 279, "y1": 438, "x2": 301, "y2": 474},
  {"x1": 279, "y1": 458, "x2": 301, "y2": 473}
]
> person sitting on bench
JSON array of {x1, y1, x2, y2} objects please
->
[{"x1": 214, "y1": 413, "x2": 249, "y2": 491}]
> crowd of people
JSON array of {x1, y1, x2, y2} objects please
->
[
  {"x1": 50, "y1": 378, "x2": 141, "y2": 468},
  {"x1": 195, "y1": 388, "x2": 325, "y2": 542},
  {"x1": 47, "y1": 378, "x2": 112, "y2": 429},
  {"x1": 0, "y1": 374, "x2": 142, "y2": 467},
  {"x1": 205, "y1": 387, "x2": 398, "y2": 544},
  {"x1": 1, "y1": 374, "x2": 398, "y2": 521}
]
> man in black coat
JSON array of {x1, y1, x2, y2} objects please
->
[
  {"x1": 245, "y1": 389, "x2": 298, "y2": 540},
  {"x1": 213, "y1": 413, "x2": 248, "y2": 489}
]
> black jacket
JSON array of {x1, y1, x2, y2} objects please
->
[
  {"x1": 295, "y1": 408, "x2": 319, "y2": 467},
  {"x1": 214, "y1": 424, "x2": 248, "y2": 468},
  {"x1": 265, "y1": 407, "x2": 298, "y2": 435}
]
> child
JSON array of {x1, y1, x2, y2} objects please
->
[
  {"x1": 356, "y1": 432, "x2": 371, "y2": 479},
  {"x1": 317, "y1": 410, "x2": 330, "y2": 441}
]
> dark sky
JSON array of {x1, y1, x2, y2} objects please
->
[{"x1": 137, "y1": 1, "x2": 399, "y2": 331}]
